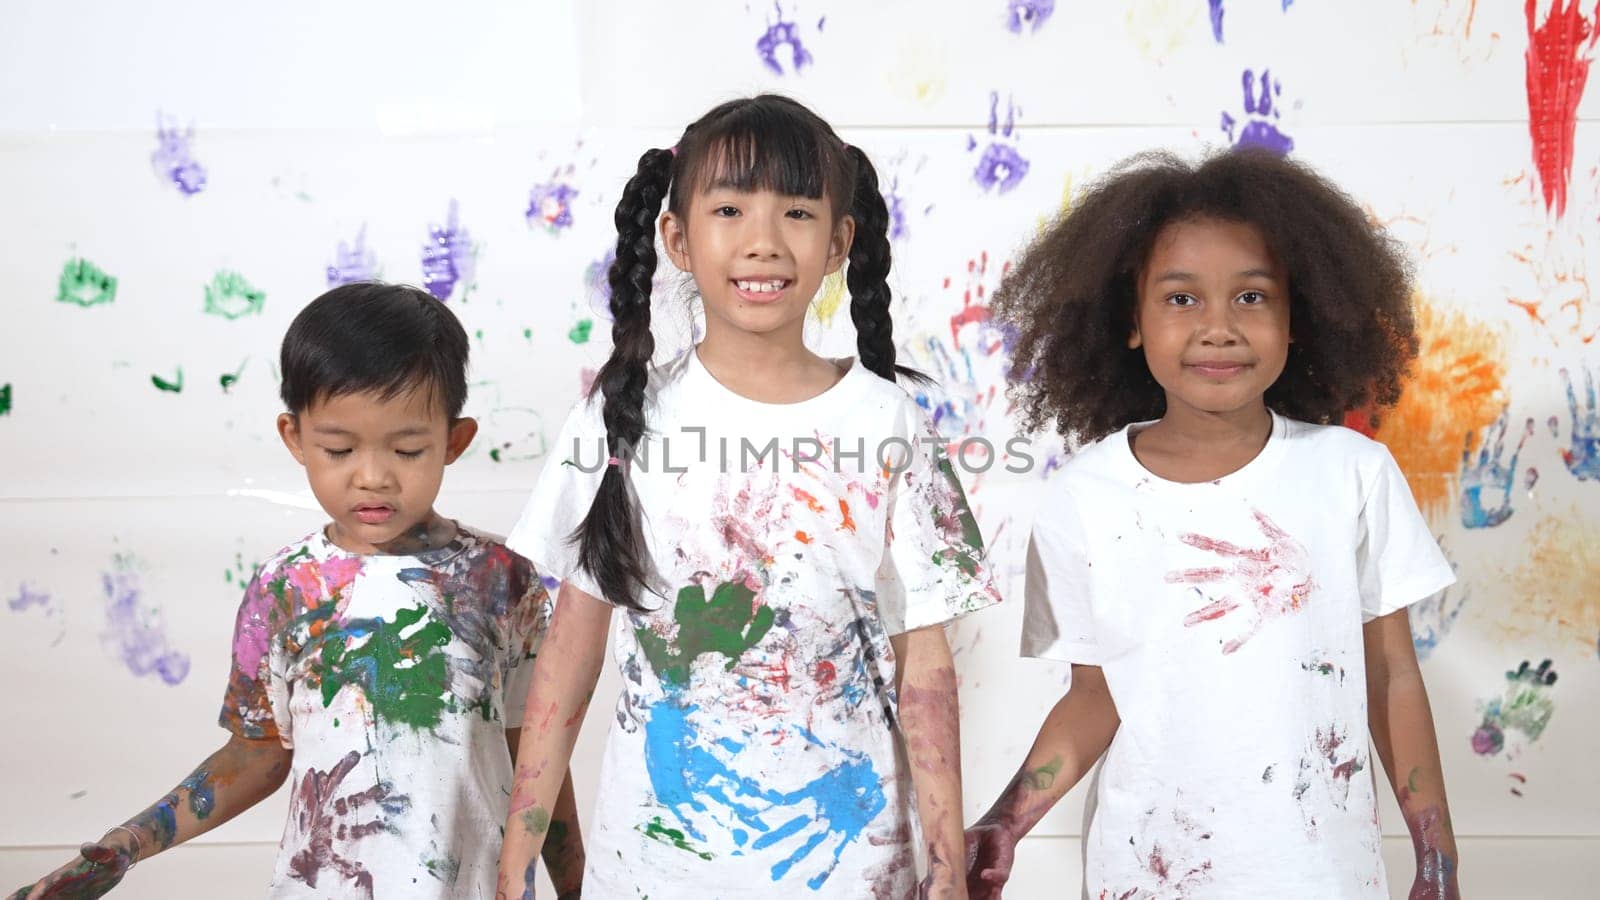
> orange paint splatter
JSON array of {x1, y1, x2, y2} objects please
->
[
  {"x1": 795, "y1": 530, "x2": 812, "y2": 544},
  {"x1": 1512, "y1": 515, "x2": 1600, "y2": 648},
  {"x1": 1369, "y1": 297, "x2": 1507, "y2": 520},
  {"x1": 790, "y1": 486, "x2": 825, "y2": 514},
  {"x1": 838, "y1": 499, "x2": 857, "y2": 534}
]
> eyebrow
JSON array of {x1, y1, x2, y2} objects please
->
[
  {"x1": 310, "y1": 425, "x2": 433, "y2": 438},
  {"x1": 1152, "y1": 268, "x2": 1277, "y2": 283}
]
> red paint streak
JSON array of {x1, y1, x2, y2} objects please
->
[
  {"x1": 536, "y1": 700, "x2": 558, "y2": 732},
  {"x1": 814, "y1": 660, "x2": 837, "y2": 686},
  {"x1": 1147, "y1": 846, "x2": 1171, "y2": 881},
  {"x1": 790, "y1": 486, "x2": 826, "y2": 514},
  {"x1": 1525, "y1": 0, "x2": 1600, "y2": 217},
  {"x1": 1167, "y1": 509, "x2": 1315, "y2": 654},
  {"x1": 838, "y1": 499, "x2": 857, "y2": 533},
  {"x1": 1343, "y1": 406, "x2": 1379, "y2": 437}
]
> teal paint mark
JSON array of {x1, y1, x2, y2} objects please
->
[
  {"x1": 203, "y1": 270, "x2": 265, "y2": 319},
  {"x1": 151, "y1": 368, "x2": 184, "y2": 393},
  {"x1": 568, "y1": 319, "x2": 593, "y2": 344},
  {"x1": 57, "y1": 258, "x2": 118, "y2": 307}
]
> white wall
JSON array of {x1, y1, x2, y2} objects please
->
[{"x1": 3, "y1": 1, "x2": 1597, "y2": 897}]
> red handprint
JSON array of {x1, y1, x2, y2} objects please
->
[{"x1": 1166, "y1": 510, "x2": 1315, "y2": 655}]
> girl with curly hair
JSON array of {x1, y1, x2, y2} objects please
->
[
  {"x1": 497, "y1": 95, "x2": 1002, "y2": 899},
  {"x1": 965, "y1": 148, "x2": 1461, "y2": 899}
]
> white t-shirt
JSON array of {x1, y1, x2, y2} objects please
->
[
  {"x1": 509, "y1": 349, "x2": 1002, "y2": 898},
  {"x1": 1022, "y1": 413, "x2": 1453, "y2": 900},
  {"x1": 221, "y1": 525, "x2": 550, "y2": 899}
]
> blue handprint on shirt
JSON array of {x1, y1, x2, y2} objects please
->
[
  {"x1": 1460, "y1": 412, "x2": 1534, "y2": 529},
  {"x1": 1560, "y1": 368, "x2": 1600, "y2": 482}
]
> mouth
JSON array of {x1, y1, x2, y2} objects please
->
[
  {"x1": 732, "y1": 278, "x2": 793, "y2": 303},
  {"x1": 353, "y1": 504, "x2": 395, "y2": 525},
  {"x1": 1185, "y1": 361, "x2": 1253, "y2": 379}
]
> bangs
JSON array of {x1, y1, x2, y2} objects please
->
[{"x1": 675, "y1": 100, "x2": 850, "y2": 211}]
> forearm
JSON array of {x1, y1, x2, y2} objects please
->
[
  {"x1": 119, "y1": 735, "x2": 291, "y2": 861},
  {"x1": 1371, "y1": 668, "x2": 1460, "y2": 896},
  {"x1": 498, "y1": 583, "x2": 608, "y2": 899},
  {"x1": 976, "y1": 664, "x2": 1118, "y2": 836},
  {"x1": 540, "y1": 769, "x2": 586, "y2": 898},
  {"x1": 894, "y1": 627, "x2": 965, "y2": 894}
]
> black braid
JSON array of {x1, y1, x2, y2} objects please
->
[
  {"x1": 572, "y1": 147, "x2": 675, "y2": 610},
  {"x1": 844, "y1": 145, "x2": 925, "y2": 385}
]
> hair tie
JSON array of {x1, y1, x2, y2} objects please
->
[
  {"x1": 607, "y1": 456, "x2": 622, "y2": 468},
  {"x1": 667, "y1": 145, "x2": 678, "y2": 157}
]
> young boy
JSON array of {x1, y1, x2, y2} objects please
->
[{"x1": 12, "y1": 283, "x2": 585, "y2": 899}]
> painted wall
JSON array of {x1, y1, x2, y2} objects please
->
[{"x1": 1, "y1": 1, "x2": 1596, "y2": 896}]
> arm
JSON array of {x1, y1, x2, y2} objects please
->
[
  {"x1": 892, "y1": 626, "x2": 965, "y2": 899},
  {"x1": 496, "y1": 582, "x2": 610, "y2": 900},
  {"x1": 13, "y1": 734, "x2": 291, "y2": 899},
  {"x1": 505, "y1": 730, "x2": 585, "y2": 899},
  {"x1": 1365, "y1": 608, "x2": 1460, "y2": 900},
  {"x1": 965, "y1": 664, "x2": 1119, "y2": 900}
]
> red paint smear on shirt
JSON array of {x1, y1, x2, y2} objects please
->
[{"x1": 1525, "y1": 0, "x2": 1600, "y2": 218}]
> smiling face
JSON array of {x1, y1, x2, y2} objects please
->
[
  {"x1": 1130, "y1": 216, "x2": 1292, "y2": 422},
  {"x1": 660, "y1": 184, "x2": 854, "y2": 346},
  {"x1": 277, "y1": 384, "x2": 476, "y2": 554}
]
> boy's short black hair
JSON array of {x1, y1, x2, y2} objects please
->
[
  {"x1": 279, "y1": 282, "x2": 470, "y2": 418},
  {"x1": 994, "y1": 147, "x2": 1419, "y2": 444}
]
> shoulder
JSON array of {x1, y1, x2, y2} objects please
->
[
  {"x1": 1277, "y1": 417, "x2": 1397, "y2": 476},
  {"x1": 250, "y1": 530, "x2": 326, "y2": 583},
  {"x1": 451, "y1": 525, "x2": 540, "y2": 580}
]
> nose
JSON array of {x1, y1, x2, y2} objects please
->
[
  {"x1": 740, "y1": 213, "x2": 783, "y2": 260},
  {"x1": 1196, "y1": 299, "x2": 1241, "y2": 346},
  {"x1": 353, "y1": 451, "x2": 397, "y2": 492}
]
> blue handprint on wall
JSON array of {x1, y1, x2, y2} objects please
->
[
  {"x1": 1220, "y1": 69, "x2": 1295, "y2": 155},
  {"x1": 1560, "y1": 368, "x2": 1600, "y2": 482},
  {"x1": 969, "y1": 92, "x2": 1030, "y2": 194},
  {"x1": 1460, "y1": 412, "x2": 1535, "y2": 529}
]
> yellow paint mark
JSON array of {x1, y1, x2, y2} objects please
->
[
  {"x1": 1512, "y1": 515, "x2": 1600, "y2": 648},
  {"x1": 810, "y1": 270, "x2": 848, "y2": 326},
  {"x1": 1124, "y1": 0, "x2": 1202, "y2": 60}
]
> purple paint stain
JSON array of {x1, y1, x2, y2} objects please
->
[
  {"x1": 526, "y1": 177, "x2": 580, "y2": 232},
  {"x1": 1006, "y1": 0, "x2": 1056, "y2": 34},
  {"x1": 8, "y1": 582, "x2": 51, "y2": 612},
  {"x1": 1222, "y1": 69, "x2": 1294, "y2": 155},
  {"x1": 1209, "y1": 0, "x2": 1225, "y2": 43},
  {"x1": 151, "y1": 114, "x2": 207, "y2": 195},
  {"x1": 102, "y1": 557, "x2": 190, "y2": 685},
  {"x1": 971, "y1": 92, "x2": 1030, "y2": 194},
  {"x1": 756, "y1": 2, "x2": 813, "y2": 75},
  {"x1": 326, "y1": 225, "x2": 378, "y2": 287},
  {"x1": 884, "y1": 178, "x2": 909, "y2": 241},
  {"x1": 421, "y1": 200, "x2": 476, "y2": 301},
  {"x1": 585, "y1": 246, "x2": 618, "y2": 323}
]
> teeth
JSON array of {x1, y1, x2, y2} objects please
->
[{"x1": 737, "y1": 280, "x2": 784, "y2": 293}]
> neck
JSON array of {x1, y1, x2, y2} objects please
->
[
  {"x1": 330, "y1": 511, "x2": 456, "y2": 556},
  {"x1": 1149, "y1": 399, "x2": 1272, "y2": 449},
  {"x1": 696, "y1": 317, "x2": 815, "y2": 372}
]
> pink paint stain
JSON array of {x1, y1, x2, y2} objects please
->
[
  {"x1": 1166, "y1": 509, "x2": 1315, "y2": 654},
  {"x1": 1525, "y1": 0, "x2": 1600, "y2": 217}
]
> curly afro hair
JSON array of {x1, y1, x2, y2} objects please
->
[{"x1": 995, "y1": 147, "x2": 1419, "y2": 446}]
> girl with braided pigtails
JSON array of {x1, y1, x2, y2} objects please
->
[{"x1": 497, "y1": 95, "x2": 1002, "y2": 899}]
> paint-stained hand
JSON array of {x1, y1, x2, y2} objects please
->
[
  {"x1": 1560, "y1": 368, "x2": 1600, "y2": 481},
  {"x1": 1459, "y1": 411, "x2": 1534, "y2": 528},
  {"x1": 962, "y1": 822, "x2": 1018, "y2": 899},
  {"x1": 12, "y1": 839, "x2": 133, "y2": 899}
]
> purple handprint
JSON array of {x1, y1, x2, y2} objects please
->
[
  {"x1": 1220, "y1": 69, "x2": 1295, "y2": 155},
  {"x1": 526, "y1": 173, "x2": 580, "y2": 233},
  {"x1": 970, "y1": 92, "x2": 1030, "y2": 194},
  {"x1": 421, "y1": 200, "x2": 477, "y2": 302},
  {"x1": 326, "y1": 226, "x2": 379, "y2": 287},
  {"x1": 755, "y1": 2, "x2": 814, "y2": 76},
  {"x1": 1460, "y1": 412, "x2": 1535, "y2": 528},
  {"x1": 1560, "y1": 368, "x2": 1600, "y2": 481},
  {"x1": 151, "y1": 113, "x2": 207, "y2": 195},
  {"x1": 1005, "y1": 0, "x2": 1055, "y2": 34}
]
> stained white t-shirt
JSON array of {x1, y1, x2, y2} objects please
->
[
  {"x1": 509, "y1": 349, "x2": 1002, "y2": 898},
  {"x1": 221, "y1": 525, "x2": 550, "y2": 899},
  {"x1": 1022, "y1": 413, "x2": 1453, "y2": 899}
]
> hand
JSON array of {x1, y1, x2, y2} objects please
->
[
  {"x1": 963, "y1": 822, "x2": 1018, "y2": 899},
  {"x1": 13, "y1": 836, "x2": 135, "y2": 899}
]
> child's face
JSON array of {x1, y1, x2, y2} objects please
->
[
  {"x1": 1130, "y1": 217, "x2": 1291, "y2": 420},
  {"x1": 277, "y1": 385, "x2": 477, "y2": 554},
  {"x1": 660, "y1": 186, "x2": 853, "y2": 345}
]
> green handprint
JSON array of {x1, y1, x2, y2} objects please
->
[
  {"x1": 203, "y1": 270, "x2": 265, "y2": 320},
  {"x1": 636, "y1": 581, "x2": 776, "y2": 686},
  {"x1": 56, "y1": 258, "x2": 118, "y2": 307}
]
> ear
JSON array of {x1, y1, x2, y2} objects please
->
[
  {"x1": 1127, "y1": 319, "x2": 1143, "y2": 350},
  {"x1": 825, "y1": 214, "x2": 856, "y2": 275},
  {"x1": 277, "y1": 413, "x2": 308, "y2": 465},
  {"x1": 444, "y1": 417, "x2": 478, "y2": 464},
  {"x1": 660, "y1": 210, "x2": 691, "y2": 273}
]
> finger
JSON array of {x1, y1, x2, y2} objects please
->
[
  {"x1": 1564, "y1": 368, "x2": 1579, "y2": 425},
  {"x1": 1587, "y1": 368, "x2": 1597, "y2": 417}
]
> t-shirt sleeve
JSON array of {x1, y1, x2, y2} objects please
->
[
  {"x1": 506, "y1": 396, "x2": 608, "y2": 601},
  {"x1": 502, "y1": 555, "x2": 553, "y2": 729},
  {"x1": 1020, "y1": 486, "x2": 1103, "y2": 665},
  {"x1": 218, "y1": 570, "x2": 290, "y2": 746},
  {"x1": 874, "y1": 412, "x2": 1003, "y2": 635},
  {"x1": 1357, "y1": 445, "x2": 1456, "y2": 621}
]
